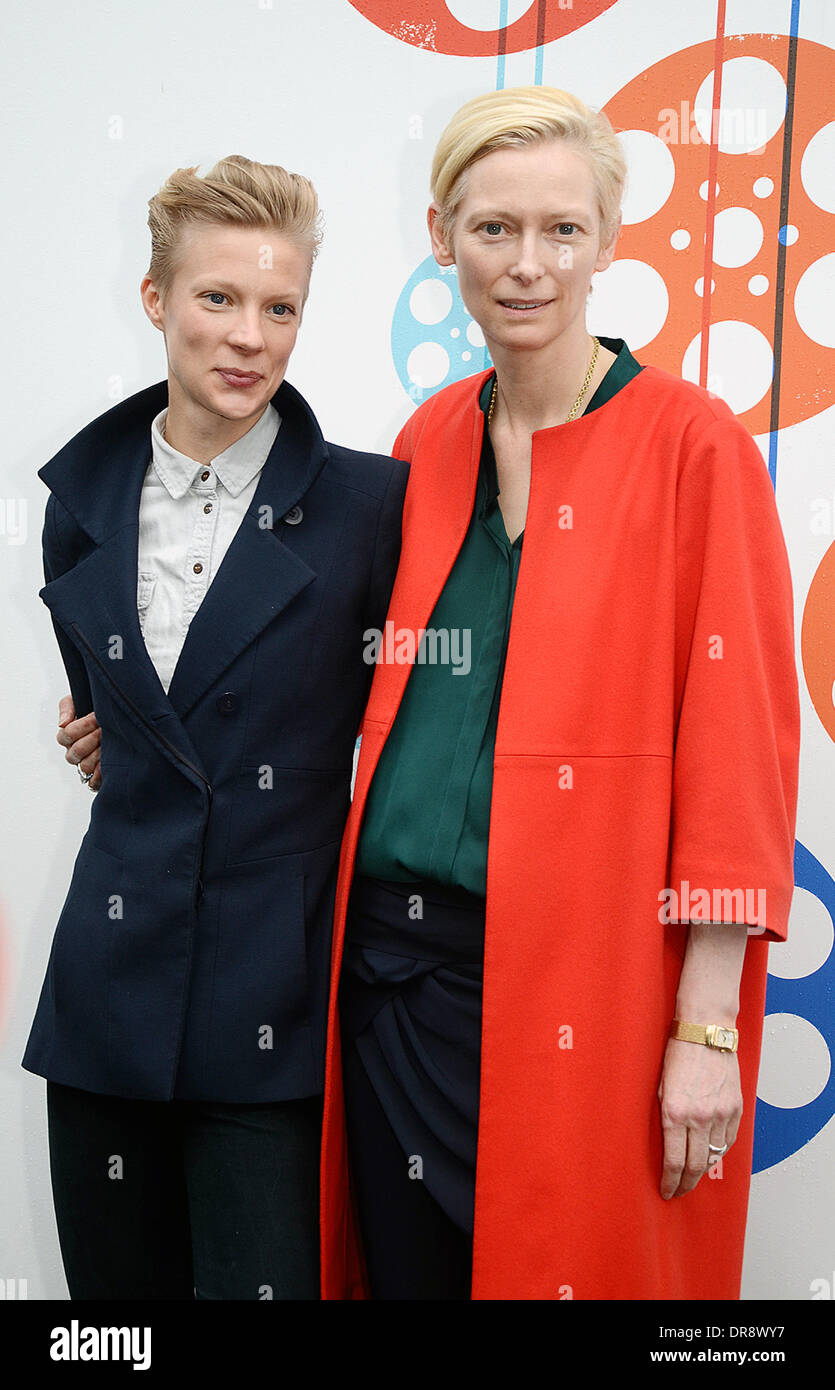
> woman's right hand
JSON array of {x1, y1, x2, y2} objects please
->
[{"x1": 57, "y1": 695, "x2": 102, "y2": 791}]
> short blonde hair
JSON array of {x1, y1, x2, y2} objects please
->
[
  {"x1": 147, "y1": 154, "x2": 323, "y2": 297},
  {"x1": 431, "y1": 86, "x2": 626, "y2": 247}
]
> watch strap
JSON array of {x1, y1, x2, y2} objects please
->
[{"x1": 670, "y1": 1019, "x2": 738, "y2": 1052}]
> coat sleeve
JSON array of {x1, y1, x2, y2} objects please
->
[
  {"x1": 42, "y1": 493, "x2": 95, "y2": 719},
  {"x1": 666, "y1": 415, "x2": 800, "y2": 942}
]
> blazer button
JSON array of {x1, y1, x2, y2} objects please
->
[
  {"x1": 283, "y1": 505, "x2": 303, "y2": 525},
  {"x1": 216, "y1": 691, "x2": 239, "y2": 715}
]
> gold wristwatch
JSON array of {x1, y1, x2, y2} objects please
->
[{"x1": 670, "y1": 1019, "x2": 739, "y2": 1052}]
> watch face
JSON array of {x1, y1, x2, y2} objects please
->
[{"x1": 716, "y1": 1028, "x2": 735, "y2": 1049}]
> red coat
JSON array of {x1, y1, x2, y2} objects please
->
[{"x1": 320, "y1": 364, "x2": 800, "y2": 1299}]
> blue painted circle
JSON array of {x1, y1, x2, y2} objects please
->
[
  {"x1": 754, "y1": 841, "x2": 835, "y2": 1173},
  {"x1": 391, "y1": 255, "x2": 492, "y2": 403}
]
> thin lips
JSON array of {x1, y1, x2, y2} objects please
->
[
  {"x1": 499, "y1": 298, "x2": 551, "y2": 307},
  {"x1": 217, "y1": 367, "x2": 262, "y2": 378}
]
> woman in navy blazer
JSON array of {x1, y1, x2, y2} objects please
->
[{"x1": 23, "y1": 155, "x2": 407, "y2": 1299}]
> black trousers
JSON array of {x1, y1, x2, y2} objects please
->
[
  {"x1": 339, "y1": 875, "x2": 480, "y2": 1300},
  {"x1": 45, "y1": 1080, "x2": 322, "y2": 1300},
  {"x1": 342, "y1": 1043, "x2": 473, "y2": 1300}
]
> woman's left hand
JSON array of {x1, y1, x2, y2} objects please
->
[{"x1": 657, "y1": 1037, "x2": 743, "y2": 1199}]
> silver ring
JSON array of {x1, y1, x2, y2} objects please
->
[
  {"x1": 76, "y1": 765, "x2": 94, "y2": 784},
  {"x1": 708, "y1": 1143, "x2": 728, "y2": 1155}
]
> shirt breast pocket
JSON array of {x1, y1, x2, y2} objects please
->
[{"x1": 137, "y1": 572, "x2": 156, "y2": 633}]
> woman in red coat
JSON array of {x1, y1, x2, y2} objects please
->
[{"x1": 320, "y1": 86, "x2": 800, "y2": 1300}]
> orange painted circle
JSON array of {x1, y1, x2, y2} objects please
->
[
  {"x1": 802, "y1": 540, "x2": 835, "y2": 746},
  {"x1": 603, "y1": 35, "x2": 834, "y2": 432},
  {"x1": 348, "y1": 0, "x2": 617, "y2": 57}
]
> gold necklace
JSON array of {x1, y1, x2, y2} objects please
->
[{"x1": 488, "y1": 335, "x2": 600, "y2": 428}]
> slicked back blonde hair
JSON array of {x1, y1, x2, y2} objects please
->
[
  {"x1": 431, "y1": 86, "x2": 626, "y2": 248},
  {"x1": 147, "y1": 154, "x2": 323, "y2": 298}
]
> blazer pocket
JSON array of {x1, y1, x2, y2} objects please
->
[{"x1": 226, "y1": 766, "x2": 353, "y2": 864}]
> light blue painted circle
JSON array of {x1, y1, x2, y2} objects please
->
[{"x1": 392, "y1": 256, "x2": 492, "y2": 403}]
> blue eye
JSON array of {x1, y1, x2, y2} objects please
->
[
  {"x1": 483, "y1": 222, "x2": 504, "y2": 236},
  {"x1": 558, "y1": 223, "x2": 577, "y2": 235},
  {"x1": 205, "y1": 292, "x2": 226, "y2": 305},
  {"x1": 271, "y1": 304, "x2": 293, "y2": 316}
]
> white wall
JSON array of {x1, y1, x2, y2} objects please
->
[{"x1": 2, "y1": 0, "x2": 833, "y2": 1299}]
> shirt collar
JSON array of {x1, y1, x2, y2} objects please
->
[{"x1": 149, "y1": 401, "x2": 281, "y2": 499}]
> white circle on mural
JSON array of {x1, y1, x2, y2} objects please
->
[
  {"x1": 617, "y1": 130, "x2": 676, "y2": 224},
  {"x1": 694, "y1": 277, "x2": 716, "y2": 297},
  {"x1": 781, "y1": 224, "x2": 799, "y2": 244},
  {"x1": 748, "y1": 274, "x2": 769, "y2": 295},
  {"x1": 671, "y1": 228, "x2": 691, "y2": 249},
  {"x1": 409, "y1": 278, "x2": 453, "y2": 325},
  {"x1": 795, "y1": 255, "x2": 835, "y2": 348},
  {"x1": 757, "y1": 1013, "x2": 831, "y2": 1108},
  {"x1": 587, "y1": 259, "x2": 668, "y2": 349},
  {"x1": 712, "y1": 206, "x2": 764, "y2": 267},
  {"x1": 769, "y1": 888, "x2": 834, "y2": 979},
  {"x1": 801, "y1": 121, "x2": 835, "y2": 214},
  {"x1": 693, "y1": 57, "x2": 787, "y2": 153},
  {"x1": 753, "y1": 176, "x2": 774, "y2": 198},
  {"x1": 450, "y1": 326, "x2": 460, "y2": 338},
  {"x1": 699, "y1": 180, "x2": 720, "y2": 200},
  {"x1": 445, "y1": 0, "x2": 531, "y2": 27},
  {"x1": 682, "y1": 321, "x2": 773, "y2": 413},
  {"x1": 407, "y1": 342, "x2": 450, "y2": 389},
  {"x1": 466, "y1": 320, "x2": 486, "y2": 347}
]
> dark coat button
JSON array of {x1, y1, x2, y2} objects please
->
[
  {"x1": 216, "y1": 691, "x2": 239, "y2": 715},
  {"x1": 283, "y1": 505, "x2": 303, "y2": 525}
]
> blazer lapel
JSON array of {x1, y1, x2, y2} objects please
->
[
  {"x1": 39, "y1": 384, "x2": 209, "y2": 777},
  {"x1": 164, "y1": 379, "x2": 325, "y2": 718}
]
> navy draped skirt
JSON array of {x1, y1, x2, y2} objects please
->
[{"x1": 338, "y1": 876, "x2": 485, "y2": 1234}]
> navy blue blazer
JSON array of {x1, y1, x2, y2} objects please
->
[{"x1": 22, "y1": 378, "x2": 408, "y2": 1102}]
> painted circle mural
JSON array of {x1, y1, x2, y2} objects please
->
[
  {"x1": 349, "y1": 0, "x2": 617, "y2": 56},
  {"x1": 600, "y1": 36, "x2": 835, "y2": 434},
  {"x1": 392, "y1": 256, "x2": 491, "y2": 400},
  {"x1": 801, "y1": 537, "x2": 835, "y2": 747},
  {"x1": 755, "y1": 844, "x2": 835, "y2": 1172}
]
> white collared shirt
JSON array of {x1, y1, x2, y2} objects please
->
[{"x1": 137, "y1": 402, "x2": 280, "y2": 693}]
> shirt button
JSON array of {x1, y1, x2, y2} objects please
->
[
  {"x1": 193, "y1": 562, "x2": 203, "y2": 574},
  {"x1": 283, "y1": 505, "x2": 303, "y2": 525},
  {"x1": 203, "y1": 503, "x2": 213, "y2": 514},
  {"x1": 201, "y1": 470, "x2": 211, "y2": 482},
  {"x1": 216, "y1": 692, "x2": 239, "y2": 715}
]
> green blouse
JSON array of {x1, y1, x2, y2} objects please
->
[{"x1": 355, "y1": 336, "x2": 644, "y2": 897}]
